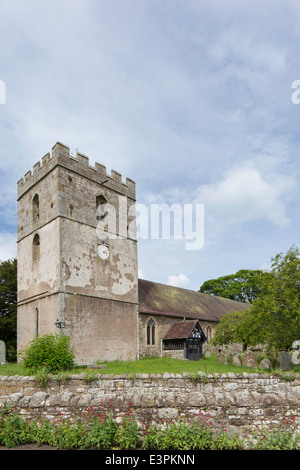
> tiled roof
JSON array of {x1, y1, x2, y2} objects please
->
[
  {"x1": 138, "y1": 278, "x2": 249, "y2": 322},
  {"x1": 162, "y1": 320, "x2": 199, "y2": 340}
]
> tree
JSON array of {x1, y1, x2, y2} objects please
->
[
  {"x1": 199, "y1": 269, "x2": 264, "y2": 303},
  {"x1": 211, "y1": 309, "x2": 250, "y2": 346},
  {"x1": 249, "y1": 245, "x2": 300, "y2": 350},
  {"x1": 212, "y1": 246, "x2": 300, "y2": 351},
  {"x1": 0, "y1": 258, "x2": 17, "y2": 360}
]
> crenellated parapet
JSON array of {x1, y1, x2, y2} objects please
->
[{"x1": 17, "y1": 142, "x2": 136, "y2": 200}]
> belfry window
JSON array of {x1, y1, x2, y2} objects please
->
[
  {"x1": 146, "y1": 318, "x2": 156, "y2": 345},
  {"x1": 33, "y1": 233, "x2": 40, "y2": 262},
  {"x1": 33, "y1": 194, "x2": 39, "y2": 222},
  {"x1": 96, "y1": 195, "x2": 107, "y2": 221}
]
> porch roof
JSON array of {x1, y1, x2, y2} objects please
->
[{"x1": 162, "y1": 320, "x2": 199, "y2": 340}]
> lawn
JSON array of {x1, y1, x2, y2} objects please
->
[{"x1": 1, "y1": 355, "x2": 299, "y2": 377}]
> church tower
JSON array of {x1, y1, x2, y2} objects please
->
[{"x1": 17, "y1": 142, "x2": 138, "y2": 364}]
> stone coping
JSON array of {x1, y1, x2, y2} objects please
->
[{"x1": 0, "y1": 371, "x2": 299, "y2": 381}]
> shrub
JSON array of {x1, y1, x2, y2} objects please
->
[
  {"x1": 114, "y1": 406, "x2": 140, "y2": 449},
  {"x1": 143, "y1": 413, "x2": 218, "y2": 450},
  {"x1": 0, "y1": 405, "x2": 299, "y2": 450},
  {"x1": 251, "y1": 417, "x2": 300, "y2": 450},
  {"x1": 20, "y1": 333, "x2": 75, "y2": 372}
]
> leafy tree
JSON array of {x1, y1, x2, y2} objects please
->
[
  {"x1": 211, "y1": 309, "x2": 249, "y2": 346},
  {"x1": 248, "y1": 245, "x2": 300, "y2": 350},
  {"x1": 212, "y1": 246, "x2": 300, "y2": 351},
  {"x1": 199, "y1": 269, "x2": 264, "y2": 303},
  {"x1": 0, "y1": 258, "x2": 17, "y2": 360}
]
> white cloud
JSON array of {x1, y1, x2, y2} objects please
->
[
  {"x1": 167, "y1": 273, "x2": 190, "y2": 288},
  {"x1": 0, "y1": 0, "x2": 299, "y2": 292},
  {"x1": 196, "y1": 163, "x2": 295, "y2": 233}
]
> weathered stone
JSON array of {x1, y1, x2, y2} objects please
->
[
  {"x1": 276, "y1": 352, "x2": 293, "y2": 371},
  {"x1": 261, "y1": 394, "x2": 279, "y2": 406},
  {"x1": 217, "y1": 352, "x2": 227, "y2": 365},
  {"x1": 17, "y1": 144, "x2": 138, "y2": 365},
  {"x1": 141, "y1": 394, "x2": 155, "y2": 408},
  {"x1": 29, "y1": 392, "x2": 49, "y2": 408},
  {"x1": 60, "y1": 392, "x2": 75, "y2": 406},
  {"x1": 241, "y1": 351, "x2": 259, "y2": 368},
  {"x1": 230, "y1": 353, "x2": 242, "y2": 367},
  {"x1": 234, "y1": 390, "x2": 254, "y2": 407},
  {"x1": 0, "y1": 340, "x2": 5, "y2": 364},
  {"x1": 291, "y1": 340, "x2": 300, "y2": 350},
  {"x1": 259, "y1": 357, "x2": 272, "y2": 370},
  {"x1": 186, "y1": 392, "x2": 206, "y2": 407},
  {"x1": 203, "y1": 351, "x2": 211, "y2": 358},
  {"x1": 6, "y1": 393, "x2": 24, "y2": 405},
  {"x1": 0, "y1": 373, "x2": 299, "y2": 439}
]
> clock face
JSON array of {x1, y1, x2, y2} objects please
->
[{"x1": 98, "y1": 245, "x2": 109, "y2": 259}]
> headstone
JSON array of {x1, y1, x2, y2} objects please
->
[
  {"x1": 0, "y1": 340, "x2": 6, "y2": 364},
  {"x1": 217, "y1": 352, "x2": 227, "y2": 365},
  {"x1": 276, "y1": 352, "x2": 293, "y2": 371},
  {"x1": 259, "y1": 357, "x2": 272, "y2": 370},
  {"x1": 203, "y1": 351, "x2": 212, "y2": 359},
  {"x1": 241, "y1": 350, "x2": 259, "y2": 368},
  {"x1": 230, "y1": 353, "x2": 242, "y2": 367}
]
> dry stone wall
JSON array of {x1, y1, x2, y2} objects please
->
[{"x1": 0, "y1": 373, "x2": 299, "y2": 437}]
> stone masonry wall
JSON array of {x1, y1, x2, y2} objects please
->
[{"x1": 0, "y1": 373, "x2": 299, "y2": 438}]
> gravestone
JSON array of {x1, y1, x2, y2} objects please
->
[
  {"x1": 259, "y1": 357, "x2": 272, "y2": 370},
  {"x1": 0, "y1": 340, "x2": 6, "y2": 364},
  {"x1": 241, "y1": 350, "x2": 259, "y2": 368},
  {"x1": 276, "y1": 351, "x2": 293, "y2": 371},
  {"x1": 230, "y1": 353, "x2": 242, "y2": 367}
]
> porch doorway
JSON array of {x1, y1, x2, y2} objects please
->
[{"x1": 186, "y1": 340, "x2": 203, "y2": 361}]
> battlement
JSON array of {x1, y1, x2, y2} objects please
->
[{"x1": 17, "y1": 142, "x2": 136, "y2": 200}]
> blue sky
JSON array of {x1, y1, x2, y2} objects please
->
[{"x1": 0, "y1": 0, "x2": 299, "y2": 290}]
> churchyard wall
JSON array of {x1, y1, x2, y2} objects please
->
[{"x1": 0, "y1": 372, "x2": 299, "y2": 438}]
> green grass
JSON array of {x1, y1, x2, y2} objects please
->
[
  {"x1": 1, "y1": 355, "x2": 299, "y2": 377},
  {"x1": 98, "y1": 355, "x2": 256, "y2": 375}
]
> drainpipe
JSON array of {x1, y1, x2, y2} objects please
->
[{"x1": 36, "y1": 307, "x2": 39, "y2": 337}]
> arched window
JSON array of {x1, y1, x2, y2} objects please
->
[
  {"x1": 33, "y1": 194, "x2": 39, "y2": 222},
  {"x1": 146, "y1": 318, "x2": 156, "y2": 346},
  {"x1": 33, "y1": 233, "x2": 40, "y2": 262},
  {"x1": 96, "y1": 195, "x2": 107, "y2": 221}
]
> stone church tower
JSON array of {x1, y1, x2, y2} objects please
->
[{"x1": 17, "y1": 142, "x2": 138, "y2": 364}]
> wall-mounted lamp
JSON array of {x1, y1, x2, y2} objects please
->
[{"x1": 55, "y1": 318, "x2": 65, "y2": 329}]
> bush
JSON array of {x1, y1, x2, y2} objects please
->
[
  {"x1": 0, "y1": 405, "x2": 299, "y2": 450},
  {"x1": 114, "y1": 406, "x2": 140, "y2": 449},
  {"x1": 142, "y1": 417, "x2": 244, "y2": 450},
  {"x1": 20, "y1": 333, "x2": 75, "y2": 372}
]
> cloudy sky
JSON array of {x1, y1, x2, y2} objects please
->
[{"x1": 0, "y1": 0, "x2": 299, "y2": 290}]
